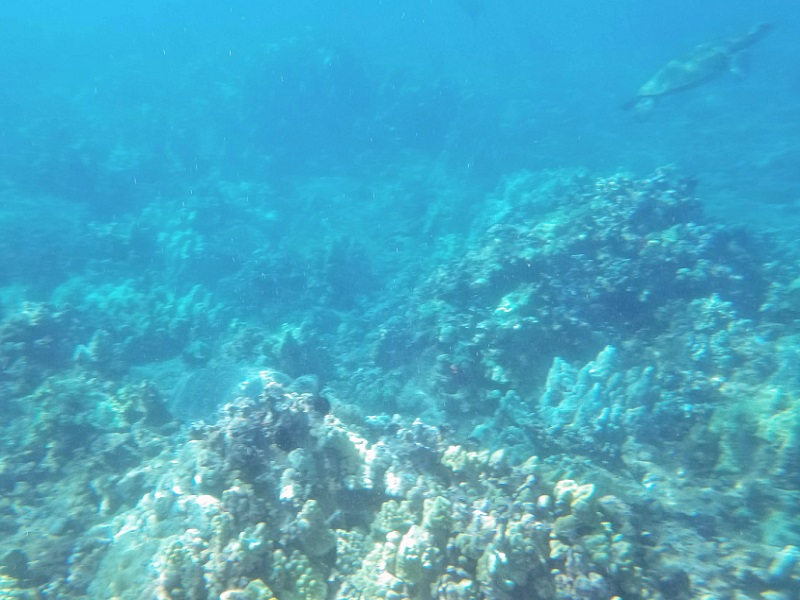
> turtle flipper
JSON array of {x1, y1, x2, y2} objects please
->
[
  {"x1": 728, "y1": 51, "x2": 748, "y2": 78},
  {"x1": 634, "y1": 97, "x2": 655, "y2": 120}
]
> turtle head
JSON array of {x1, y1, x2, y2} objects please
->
[
  {"x1": 621, "y1": 96, "x2": 655, "y2": 120},
  {"x1": 737, "y1": 22, "x2": 773, "y2": 49},
  {"x1": 633, "y1": 97, "x2": 655, "y2": 120},
  {"x1": 749, "y1": 22, "x2": 773, "y2": 39}
]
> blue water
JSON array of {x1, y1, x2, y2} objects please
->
[
  {"x1": 1, "y1": 1, "x2": 799, "y2": 598},
  {"x1": 2, "y1": 1, "x2": 797, "y2": 222}
]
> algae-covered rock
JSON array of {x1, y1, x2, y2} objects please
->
[
  {"x1": 395, "y1": 524, "x2": 441, "y2": 585},
  {"x1": 242, "y1": 579, "x2": 278, "y2": 600},
  {"x1": 334, "y1": 529, "x2": 369, "y2": 579},
  {"x1": 373, "y1": 499, "x2": 417, "y2": 538},
  {"x1": 271, "y1": 548, "x2": 327, "y2": 600},
  {"x1": 296, "y1": 499, "x2": 336, "y2": 557},
  {"x1": 441, "y1": 445, "x2": 495, "y2": 477},
  {"x1": 422, "y1": 496, "x2": 452, "y2": 543}
]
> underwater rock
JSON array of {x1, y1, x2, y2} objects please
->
[
  {"x1": 169, "y1": 366, "x2": 249, "y2": 422},
  {"x1": 411, "y1": 168, "x2": 767, "y2": 427},
  {"x1": 394, "y1": 524, "x2": 441, "y2": 585},
  {"x1": 539, "y1": 346, "x2": 620, "y2": 434},
  {"x1": 71, "y1": 372, "x2": 668, "y2": 598},
  {"x1": 0, "y1": 302, "x2": 77, "y2": 394},
  {"x1": 272, "y1": 324, "x2": 336, "y2": 381},
  {"x1": 2, "y1": 358, "x2": 796, "y2": 598},
  {"x1": 521, "y1": 345, "x2": 659, "y2": 463},
  {"x1": 65, "y1": 280, "x2": 228, "y2": 368},
  {"x1": 294, "y1": 499, "x2": 336, "y2": 558},
  {"x1": 270, "y1": 548, "x2": 327, "y2": 600}
]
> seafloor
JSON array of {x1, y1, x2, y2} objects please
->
[{"x1": 1, "y1": 162, "x2": 799, "y2": 599}]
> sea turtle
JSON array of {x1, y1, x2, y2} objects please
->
[{"x1": 624, "y1": 23, "x2": 772, "y2": 118}]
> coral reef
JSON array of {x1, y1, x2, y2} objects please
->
[
  {"x1": 28, "y1": 371, "x2": 790, "y2": 599},
  {"x1": 1, "y1": 168, "x2": 799, "y2": 599}
]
